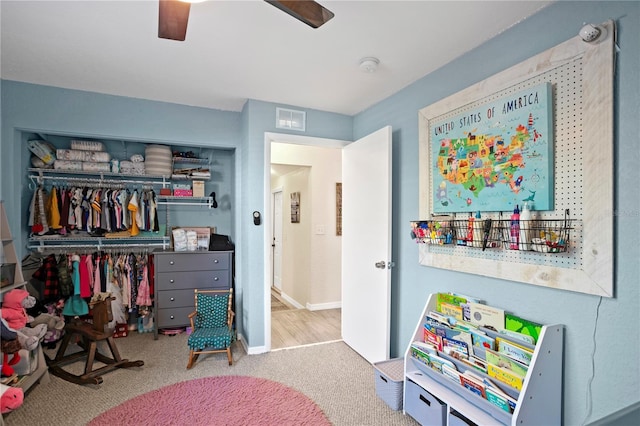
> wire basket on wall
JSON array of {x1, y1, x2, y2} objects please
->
[{"x1": 411, "y1": 210, "x2": 574, "y2": 254}]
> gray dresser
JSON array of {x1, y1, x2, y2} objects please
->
[{"x1": 153, "y1": 250, "x2": 233, "y2": 339}]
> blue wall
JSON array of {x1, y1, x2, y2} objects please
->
[
  {"x1": 237, "y1": 99, "x2": 352, "y2": 347},
  {"x1": 353, "y1": 1, "x2": 639, "y2": 424},
  {"x1": 1, "y1": 1, "x2": 638, "y2": 424}
]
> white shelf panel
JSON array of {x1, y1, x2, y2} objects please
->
[
  {"x1": 157, "y1": 196, "x2": 212, "y2": 207},
  {"x1": 29, "y1": 167, "x2": 170, "y2": 181}
]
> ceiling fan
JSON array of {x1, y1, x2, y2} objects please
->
[{"x1": 158, "y1": 0, "x2": 335, "y2": 42}]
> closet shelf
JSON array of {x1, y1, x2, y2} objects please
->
[
  {"x1": 157, "y1": 196, "x2": 213, "y2": 207},
  {"x1": 28, "y1": 235, "x2": 170, "y2": 252},
  {"x1": 28, "y1": 168, "x2": 171, "y2": 186},
  {"x1": 171, "y1": 157, "x2": 209, "y2": 165}
]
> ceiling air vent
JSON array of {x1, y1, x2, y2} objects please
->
[{"x1": 276, "y1": 108, "x2": 306, "y2": 132}]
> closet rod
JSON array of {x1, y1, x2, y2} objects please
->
[
  {"x1": 27, "y1": 242, "x2": 169, "y2": 252},
  {"x1": 29, "y1": 174, "x2": 167, "y2": 187}
]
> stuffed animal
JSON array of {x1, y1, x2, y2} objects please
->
[
  {"x1": 24, "y1": 296, "x2": 65, "y2": 348},
  {"x1": 0, "y1": 383, "x2": 24, "y2": 414},
  {"x1": 30, "y1": 312, "x2": 65, "y2": 331},
  {"x1": 1, "y1": 289, "x2": 48, "y2": 349},
  {"x1": 26, "y1": 297, "x2": 65, "y2": 332}
]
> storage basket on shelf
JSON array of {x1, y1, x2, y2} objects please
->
[
  {"x1": 1, "y1": 263, "x2": 16, "y2": 287},
  {"x1": 144, "y1": 144, "x2": 172, "y2": 177},
  {"x1": 373, "y1": 357, "x2": 405, "y2": 411}
]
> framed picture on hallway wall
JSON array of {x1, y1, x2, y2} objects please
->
[{"x1": 290, "y1": 192, "x2": 300, "y2": 223}]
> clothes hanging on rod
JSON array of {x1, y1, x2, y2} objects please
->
[
  {"x1": 28, "y1": 184, "x2": 159, "y2": 237},
  {"x1": 30, "y1": 251, "x2": 154, "y2": 325},
  {"x1": 28, "y1": 185, "x2": 50, "y2": 234}
]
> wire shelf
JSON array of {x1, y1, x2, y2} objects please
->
[{"x1": 411, "y1": 215, "x2": 575, "y2": 254}]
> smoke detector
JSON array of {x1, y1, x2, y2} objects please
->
[
  {"x1": 579, "y1": 23, "x2": 607, "y2": 43},
  {"x1": 359, "y1": 57, "x2": 379, "y2": 73}
]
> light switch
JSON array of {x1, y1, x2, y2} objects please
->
[{"x1": 315, "y1": 225, "x2": 326, "y2": 235}]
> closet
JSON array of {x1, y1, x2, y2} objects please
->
[{"x1": 18, "y1": 131, "x2": 234, "y2": 335}]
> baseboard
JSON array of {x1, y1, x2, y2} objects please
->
[
  {"x1": 246, "y1": 345, "x2": 268, "y2": 355},
  {"x1": 278, "y1": 292, "x2": 304, "y2": 309},
  {"x1": 306, "y1": 301, "x2": 341, "y2": 311},
  {"x1": 237, "y1": 333, "x2": 268, "y2": 355},
  {"x1": 275, "y1": 291, "x2": 341, "y2": 311}
]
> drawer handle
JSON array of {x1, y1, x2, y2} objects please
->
[
  {"x1": 214, "y1": 277, "x2": 219, "y2": 281},
  {"x1": 170, "y1": 261, "x2": 175, "y2": 265},
  {"x1": 214, "y1": 259, "x2": 219, "y2": 263},
  {"x1": 170, "y1": 279, "x2": 174, "y2": 283},
  {"x1": 170, "y1": 297, "x2": 175, "y2": 301},
  {"x1": 419, "y1": 394, "x2": 431, "y2": 407},
  {"x1": 170, "y1": 315, "x2": 174, "y2": 320}
]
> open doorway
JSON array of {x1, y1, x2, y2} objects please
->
[
  {"x1": 263, "y1": 127, "x2": 393, "y2": 361},
  {"x1": 266, "y1": 134, "x2": 347, "y2": 351}
]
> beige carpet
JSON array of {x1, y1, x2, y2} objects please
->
[{"x1": 4, "y1": 332, "x2": 418, "y2": 426}]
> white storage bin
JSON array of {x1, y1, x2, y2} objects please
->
[
  {"x1": 373, "y1": 358, "x2": 404, "y2": 411},
  {"x1": 405, "y1": 378, "x2": 446, "y2": 426}
]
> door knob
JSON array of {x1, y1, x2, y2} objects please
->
[{"x1": 375, "y1": 261, "x2": 387, "y2": 269}]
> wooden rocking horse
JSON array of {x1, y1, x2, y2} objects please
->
[{"x1": 46, "y1": 295, "x2": 144, "y2": 385}]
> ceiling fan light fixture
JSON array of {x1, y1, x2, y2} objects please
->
[
  {"x1": 265, "y1": 1, "x2": 334, "y2": 29},
  {"x1": 159, "y1": 0, "x2": 191, "y2": 41},
  {"x1": 359, "y1": 57, "x2": 380, "y2": 73}
]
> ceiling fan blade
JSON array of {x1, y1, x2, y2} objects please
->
[
  {"x1": 158, "y1": 0, "x2": 191, "y2": 41},
  {"x1": 265, "y1": 0, "x2": 334, "y2": 29}
]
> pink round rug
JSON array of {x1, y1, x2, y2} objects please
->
[{"x1": 88, "y1": 375, "x2": 330, "y2": 426}]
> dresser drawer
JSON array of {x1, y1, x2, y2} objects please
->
[
  {"x1": 156, "y1": 307, "x2": 194, "y2": 328},
  {"x1": 156, "y1": 270, "x2": 231, "y2": 290},
  {"x1": 157, "y1": 289, "x2": 196, "y2": 307},
  {"x1": 155, "y1": 252, "x2": 230, "y2": 272}
]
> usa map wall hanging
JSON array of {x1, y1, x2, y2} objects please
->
[{"x1": 431, "y1": 82, "x2": 553, "y2": 213}]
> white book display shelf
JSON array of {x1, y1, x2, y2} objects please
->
[{"x1": 403, "y1": 293, "x2": 564, "y2": 425}]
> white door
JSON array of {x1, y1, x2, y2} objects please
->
[
  {"x1": 272, "y1": 190, "x2": 283, "y2": 292},
  {"x1": 342, "y1": 126, "x2": 392, "y2": 364}
]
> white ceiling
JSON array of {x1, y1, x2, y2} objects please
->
[{"x1": 1, "y1": 0, "x2": 552, "y2": 116}]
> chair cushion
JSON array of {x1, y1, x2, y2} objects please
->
[
  {"x1": 188, "y1": 326, "x2": 233, "y2": 350},
  {"x1": 195, "y1": 293, "x2": 229, "y2": 328}
]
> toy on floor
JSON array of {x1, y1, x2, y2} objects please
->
[
  {"x1": 26, "y1": 295, "x2": 66, "y2": 347},
  {"x1": 26, "y1": 296, "x2": 65, "y2": 332},
  {"x1": 1, "y1": 383, "x2": 24, "y2": 414},
  {"x1": 47, "y1": 297, "x2": 144, "y2": 385}
]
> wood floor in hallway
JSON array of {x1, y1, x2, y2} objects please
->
[{"x1": 271, "y1": 292, "x2": 341, "y2": 350}]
